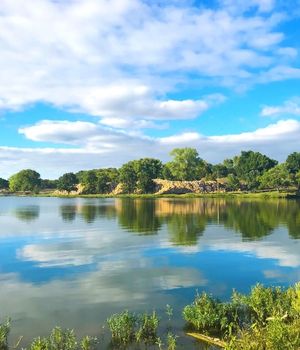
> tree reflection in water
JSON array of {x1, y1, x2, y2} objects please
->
[{"x1": 52, "y1": 198, "x2": 300, "y2": 244}]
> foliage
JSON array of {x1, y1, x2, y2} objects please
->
[
  {"x1": 234, "y1": 151, "x2": 277, "y2": 188},
  {"x1": 226, "y1": 174, "x2": 240, "y2": 191},
  {"x1": 41, "y1": 179, "x2": 58, "y2": 190},
  {"x1": 166, "y1": 332, "x2": 178, "y2": 350},
  {"x1": 134, "y1": 158, "x2": 163, "y2": 193},
  {"x1": 4, "y1": 148, "x2": 300, "y2": 194},
  {"x1": 183, "y1": 292, "x2": 222, "y2": 331},
  {"x1": 0, "y1": 178, "x2": 9, "y2": 190},
  {"x1": 107, "y1": 310, "x2": 136, "y2": 344},
  {"x1": 184, "y1": 283, "x2": 300, "y2": 350},
  {"x1": 0, "y1": 318, "x2": 10, "y2": 350},
  {"x1": 80, "y1": 336, "x2": 98, "y2": 350},
  {"x1": 211, "y1": 164, "x2": 228, "y2": 179},
  {"x1": 135, "y1": 311, "x2": 159, "y2": 344},
  {"x1": 165, "y1": 148, "x2": 208, "y2": 181},
  {"x1": 259, "y1": 164, "x2": 292, "y2": 190},
  {"x1": 286, "y1": 152, "x2": 300, "y2": 174},
  {"x1": 119, "y1": 161, "x2": 138, "y2": 193},
  {"x1": 165, "y1": 304, "x2": 173, "y2": 321},
  {"x1": 57, "y1": 173, "x2": 78, "y2": 193},
  {"x1": 80, "y1": 168, "x2": 119, "y2": 194},
  {"x1": 80, "y1": 171, "x2": 98, "y2": 194},
  {"x1": 29, "y1": 327, "x2": 98, "y2": 350},
  {"x1": 9, "y1": 169, "x2": 41, "y2": 192},
  {"x1": 295, "y1": 170, "x2": 300, "y2": 189},
  {"x1": 1, "y1": 283, "x2": 299, "y2": 350}
]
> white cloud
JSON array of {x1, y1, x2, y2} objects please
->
[
  {"x1": 0, "y1": 0, "x2": 298, "y2": 123},
  {"x1": 0, "y1": 118, "x2": 296, "y2": 178},
  {"x1": 261, "y1": 97, "x2": 300, "y2": 117}
]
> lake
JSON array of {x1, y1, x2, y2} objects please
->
[{"x1": 0, "y1": 196, "x2": 299, "y2": 348}]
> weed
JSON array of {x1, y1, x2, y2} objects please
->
[
  {"x1": 165, "y1": 305, "x2": 173, "y2": 321},
  {"x1": 135, "y1": 311, "x2": 159, "y2": 344},
  {"x1": 80, "y1": 335, "x2": 97, "y2": 350},
  {"x1": 0, "y1": 319, "x2": 10, "y2": 350},
  {"x1": 107, "y1": 310, "x2": 136, "y2": 345},
  {"x1": 166, "y1": 332, "x2": 177, "y2": 350}
]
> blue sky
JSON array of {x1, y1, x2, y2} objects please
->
[{"x1": 1, "y1": 0, "x2": 300, "y2": 178}]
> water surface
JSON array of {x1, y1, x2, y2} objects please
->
[{"x1": 0, "y1": 197, "x2": 299, "y2": 348}]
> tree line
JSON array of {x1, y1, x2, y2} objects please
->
[{"x1": 1, "y1": 148, "x2": 300, "y2": 194}]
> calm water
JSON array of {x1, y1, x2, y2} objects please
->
[{"x1": 0, "y1": 197, "x2": 299, "y2": 348}]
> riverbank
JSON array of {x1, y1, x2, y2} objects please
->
[{"x1": 1, "y1": 190, "x2": 298, "y2": 199}]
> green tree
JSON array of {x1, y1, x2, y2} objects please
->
[
  {"x1": 9, "y1": 169, "x2": 41, "y2": 192},
  {"x1": 286, "y1": 152, "x2": 300, "y2": 174},
  {"x1": 81, "y1": 170, "x2": 98, "y2": 194},
  {"x1": 134, "y1": 158, "x2": 163, "y2": 193},
  {"x1": 41, "y1": 179, "x2": 58, "y2": 189},
  {"x1": 165, "y1": 148, "x2": 206, "y2": 181},
  {"x1": 211, "y1": 164, "x2": 228, "y2": 179},
  {"x1": 119, "y1": 161, "x2": 138, "y2": 193},
  {"x1": 259, "y1": 164, "x2": 292, "y2": 190},
  {"x1": 234, "y1": 151, "x2": 277, "y2": 189},
  {"x1": 57, "y1": 172, "x2": 78, "y2": 193},
  {"x1": 96, "y1": 170, "x2": 110, "y2": 193},
  {"x1": 226, "y1": 174, "x2": 240, "y2": 191},
  {"x1": 296, "y1": 170, "x2": 300, "y2": 189},
  {"x1": 223, "y1": 158, "x2": 236, "y2": 175},
  {"x1": 0, "y1": 178, "x2": 9, "y2": 190}
]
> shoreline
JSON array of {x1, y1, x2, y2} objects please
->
[{"x1": 1, "y1": 190, "x2": 299, "y2": 199}]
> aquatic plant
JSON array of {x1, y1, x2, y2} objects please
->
[
  {"x1": 30, "y1": 337, "x2": 50, "y2": 350},
  {"x1": 0, "y1": 319, "x2": 10, "y2": 350},
  {"x1": 185, "y1": 283, "x2": 300, "y2": 350},
  {"x1": 165, "y1": 304, "x2": 173, "y2": 321},
  {"x1": 80, "y1": 335, "x2": 98, "y2": 350},
  {"x1": 166, "y1": 332, "x2": 177, "y2": 350},
  {"x1": 183, "y1": 292, "x2": 221, "y2": 331},
  {"x1": 107, "y1": 310, "x2": 136, "y2": 344},
  {"x1": 135, "y1": 311, "x2": 159, "y2": 344},
  {"x1": 29, "y1": 328, "x2": 98, "y2": 350}
]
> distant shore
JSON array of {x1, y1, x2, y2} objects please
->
[{"x1": 1, "y1": 190, "x2": 299, "y2": 199}]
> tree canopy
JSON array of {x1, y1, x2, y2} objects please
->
[
  {"x1": 0, "y1": 178, "x2": 9, "y2": 190},
  {"x1": 234, "y1": 151, "x2": 278, "y2": 188},
  {"x1": 9, "y1": 169, "x2": 41, "y2": 192},
  {"x1": 4, "y1": 149, "x2": 300, "y2": 194},
  {"x1": 57, "y1": 173, "x2": 78, "y2": 193},
  {"x1": 163, "y1": 148, "x2": 209, "y2": 181}
]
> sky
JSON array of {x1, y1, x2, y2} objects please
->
[{"x1": 0, "y1": 0, "x2": 300, "y2": 179}]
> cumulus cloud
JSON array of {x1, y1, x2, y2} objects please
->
[
  {"x1": 0, "y1": 0, "x2": 298, "y2": 120},
  {"x1": 0, "y1": 118, "x2": 296, "y2": 178},
  {"x1": 0, "y1": 0, "x2": 299, "y2": 177},
  {"x1": 261, "y1": 97, "x2": 300, "y2": 117}
]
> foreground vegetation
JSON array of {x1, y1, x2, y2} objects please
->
[
  {"x1": 1, "y1": 148, "x2": 300, "y2": 195},
  {"x1": 1, "y1": 283, "x2": 299, "y2": 349},
  {"x1": 184, "y1": 283, "x2": 300, "y2": 350}
]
